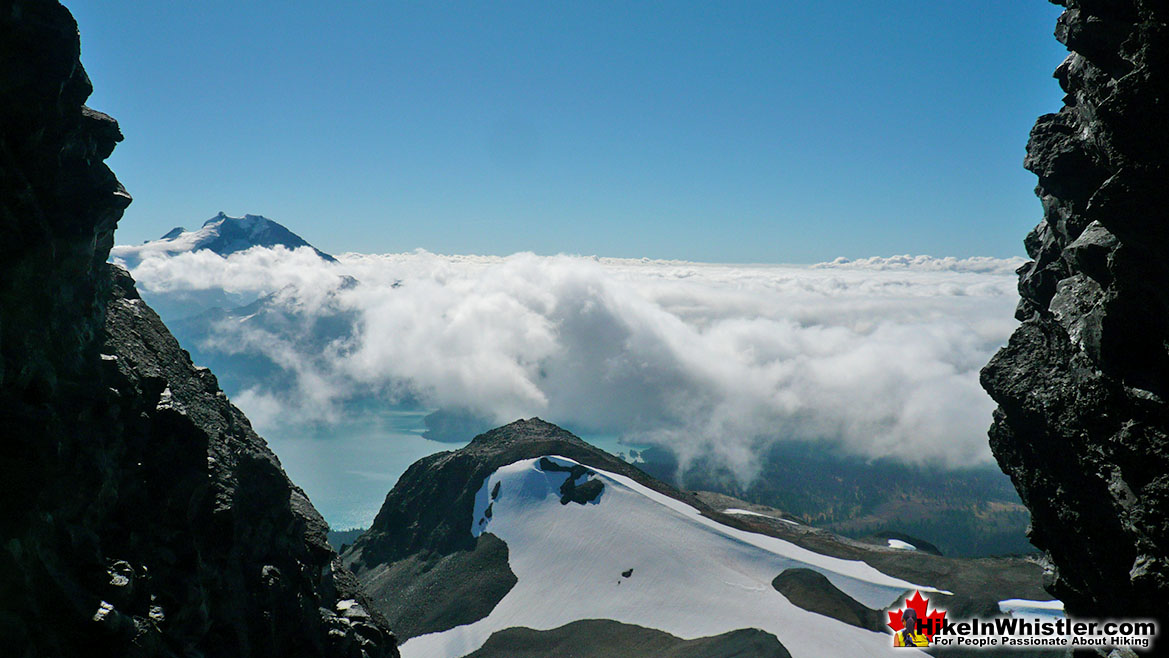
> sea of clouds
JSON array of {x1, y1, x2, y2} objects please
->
[{"x1": 115, "y1": 246, "x2": 1024, "y2": 473}]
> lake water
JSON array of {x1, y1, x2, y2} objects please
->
[{"x1": 263, "y1": 409, "x2": 648, "y2": 530}]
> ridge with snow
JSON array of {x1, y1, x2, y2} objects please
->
[{"x1": 342, "y1": 419, "x2": 1056, "y2": 658}]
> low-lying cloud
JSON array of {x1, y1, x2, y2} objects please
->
[{"x1": 114, "y1": 247, "x2": 1022, "y2": 472}]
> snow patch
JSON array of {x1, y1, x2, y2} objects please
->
[
  {"x1": 998, "y1": 598, "x2": 1065, "y2": 619},
  {"x1": 723, "y1": 508, "x2": 799, "y2": 525},
  {"x1": 406, "y1": 455, "x2": 938, "y2": 658},
  {"x1": 887, "y1": 539, "x2": 917, "y2": 551},
  {"x1": 336, "y1": 599, "x2": 359, "y2": 612},
  {"x1": 92, "y1": 601, "x2": 114, "y2": 622}
]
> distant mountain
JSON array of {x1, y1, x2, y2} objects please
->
[
  {"x1": 342, "y1": 419, "x2": 1056, "y2": 658},
  {"x1": 0, "y1": 5, "x2": 395, "y2": 655},
  {"x1": 108, "y1": 212, "x2": 339, "y2": 322},
  {"x1": 111, "y1": 212, "x2": 337, "y2": 265}
]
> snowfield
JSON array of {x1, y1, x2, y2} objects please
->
[
  {"x1": 400, "y1": 455, "x2": 941, "y2": 657},
  {"x1": 998, "y1": 598, "x2": 1066, "y2": 619},
  {"x1": 724, "y1": 508, "x2": 800, "y2": 525}
]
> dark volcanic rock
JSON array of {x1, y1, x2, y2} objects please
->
[
  {"x1": 695, "y1": 493, "x2": 1050, "y2": 623},
  {"x1": 350, "y1": 533, "x2": 517, "y2": 641},
  {"x1": 981, "y1": 0, "x2": 1169, "y2": 623},
  {"x1": 462, "y1": 619, "x2": 791, "y2": 658},
  {"x1": 0, "y1": 2, "x2": 395, "y2": 656},
  {"x1": 537, "y1": 456, "x2": 605, "y2": 505},
  {"x1": 771, "y1": 568, "x2": 883, "y2": 632}
]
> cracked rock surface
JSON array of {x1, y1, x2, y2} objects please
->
[{"x1": 981, "y1": 0, "x2": 1169, "y2": 622}]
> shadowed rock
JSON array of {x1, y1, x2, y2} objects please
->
[
  {"x1": 0, "y1": 2, "x2": 395, "y2": 655},
  {"x1": 771, "y1": 568, "x2": 884, "y2": 631},
  {"x1": 538, "y1": 457, "x2": 605, "y2": 505},
  {"x1": 981, "y1": 0, "x2": 1169, "y2": 623},
  {"x1": 349, "y1": 533, "x2": 517, "y2": 641},
  {"x1": 463, "y1": 619, "x2": 791, "y2": 658}
]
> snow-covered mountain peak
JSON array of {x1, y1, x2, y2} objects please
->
[
  {"x1": 110, "y1": 212, "x2": 336, "y2": 265},
  {"x1": 201, "y1": 211, "x2": 273, "y2": 234}
]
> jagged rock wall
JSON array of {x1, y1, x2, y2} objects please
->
[
  {"x1": 0, "y1": 2, "x2": 396, "y2": 656},
  {"x1": 981, "y1": 0, "x2": 1169, "y2": 622}
]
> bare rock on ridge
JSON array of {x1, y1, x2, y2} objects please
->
[{"x1": 463, "y1": 620, "x2": 791, "y2": 658}]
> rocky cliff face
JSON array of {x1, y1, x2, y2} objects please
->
[
  {"x1": 0, "y1": 2, "x2": 396, "y2": 656},
  {"x1": 981, "y1": 0, "x2": 1169, "y2": 622}
]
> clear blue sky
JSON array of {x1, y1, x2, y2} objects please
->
[{"x1": 71, "y1": 1, "x2": 1066, "y2": 262}]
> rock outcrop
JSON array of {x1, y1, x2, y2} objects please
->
[
  {"x1": 0, "y1": 2, "x2": 396, "y2": 656},
  {"x1": 463, "y1": 620, "x2": 791, "y2": 658},
  {"x1": 345, "y1": 419, "x2": 708, "y2": 571},
  {"x1": 981, "y1": 0, "x2": 1169, "y2": 623},
  {"x1": 771, "y1": 568, "x2": 884, "y2": 632}
]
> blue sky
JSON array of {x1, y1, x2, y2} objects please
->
[{"x1": 71, "y1": 1, "x2": 1066, "y2": 262}]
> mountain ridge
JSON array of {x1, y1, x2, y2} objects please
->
[
  {"x1": 343, "y1": 418, "x2": 1055, "y2": 658},
  {"x1": 346, "y1": 418, "x2": 713, "y2": 569}
]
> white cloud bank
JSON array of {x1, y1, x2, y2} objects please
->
[{"x1": 114, "y1": 247, "x2": 1022, "y2": 471}]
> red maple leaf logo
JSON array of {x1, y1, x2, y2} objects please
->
[{"x1": 887, "y1": 590, "x2": 947, "y2": 641}]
